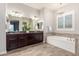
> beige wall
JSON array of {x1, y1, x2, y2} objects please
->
[
  {"x1": 39, "y1": 8, "x2": 56, "y2": 42},
  {"x1": 39, "y1": 8, "x2": 56, "y2": 33}
]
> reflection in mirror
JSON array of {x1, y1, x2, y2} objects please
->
[
  {"x1": 9, "y1": 24, "x2": 14, "y2": 32},
  {"x1": 34, "y1": 20, "x2": 44, "y2": 31},
  {"x1": 37, "y1": 22, "x2": 43, "y2": 29},
  {"x1": 22, "y1": 21, "x2": 32, "y2": 32},
  {"x1": 6, "y1": 15, "x2": 33, "y2": 32},
  {"x1": 10, "y1": 20, "x2": 19, "y2": 32}
]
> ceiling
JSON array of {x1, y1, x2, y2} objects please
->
[{"x1": 24, "y1": 3, "x2": 68, "y2": 10}]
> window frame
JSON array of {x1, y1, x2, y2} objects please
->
[{"x1": 56, "y1": 11, "x2": 75, "y2": 31}]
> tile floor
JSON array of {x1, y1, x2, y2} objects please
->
[{"x1": 4, "y1": 43, "x2": 75, "y2": 56}]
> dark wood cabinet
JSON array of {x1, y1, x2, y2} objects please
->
[
  {"x1": 6, "y1": 34, "x2": 18, "y2": 51},
  {"x1": 6, "y1": 31, "x2": 43, "y2": 51},
  {"x1": 17, "y1": 34, "x2": 27, "y2": 48}
]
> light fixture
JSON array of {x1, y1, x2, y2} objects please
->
[
  {"x1": 31, "y1": 16, "x2": 39, "y2": 20},
  {"x1": 8, "y1": 10, "x2": 24, "y2": 17}
]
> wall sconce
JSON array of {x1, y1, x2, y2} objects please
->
[{"x1": 31, "y1": 16, "x2": 39, "y2": 20}]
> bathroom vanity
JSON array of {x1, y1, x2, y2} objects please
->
[{"x1": 6, "y1": 31, "x2": 43, "y2": 51}]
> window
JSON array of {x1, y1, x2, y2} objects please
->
[
  {"x1": 65, "y1": 15, "x2": 72, "y2": 28},
  {"x1": 58, "y1": 16, "x2": 64, "y2": 28},
  {"x1": 57, "y1": 11, "x2": 75, "y2": 31}
]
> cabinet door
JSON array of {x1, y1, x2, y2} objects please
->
[
  {"x1": 27, "y1": 33, "x2": 43, "y2": 45},
  {"x1": 17, "y1": 34, "x2": 27, "y2": 48},
  {"x1": 27, "y1": 34, "x2": 36, "y2": 45},
  {"x1": 34, "y1": 33, "x2": 43, "y2": 42},
  {"x1": 6, "y1": 34, "x2": 18, "y2": 51}
]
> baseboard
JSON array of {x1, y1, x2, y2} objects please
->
[{"x1": 0, "y1": 51, "x2": 7, "y2": 55}]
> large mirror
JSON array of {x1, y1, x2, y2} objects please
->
[
  {"x1": 6, "y1": 15, "x2": 33, "y2": 32},
  {"x1": 32, "y1": 19, "x2": 44, "y2": 31},
  {"x1": 35, "y1": 20, "x2": 44, "y2": 31},
  {"x1": 6, "y1": 11, "x2": 44, "y2": 32}
]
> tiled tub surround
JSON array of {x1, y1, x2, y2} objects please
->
[{"x1": 46, "y1": 32, "x2": 79, "y2": 55}]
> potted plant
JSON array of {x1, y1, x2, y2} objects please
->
[{"x1": 22, "y1": 22, "x2": 31, "y2": 32}]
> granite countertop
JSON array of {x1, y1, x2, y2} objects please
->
[{"x1": 6, "y1": 31, "x2": 43, "y2": 35}]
